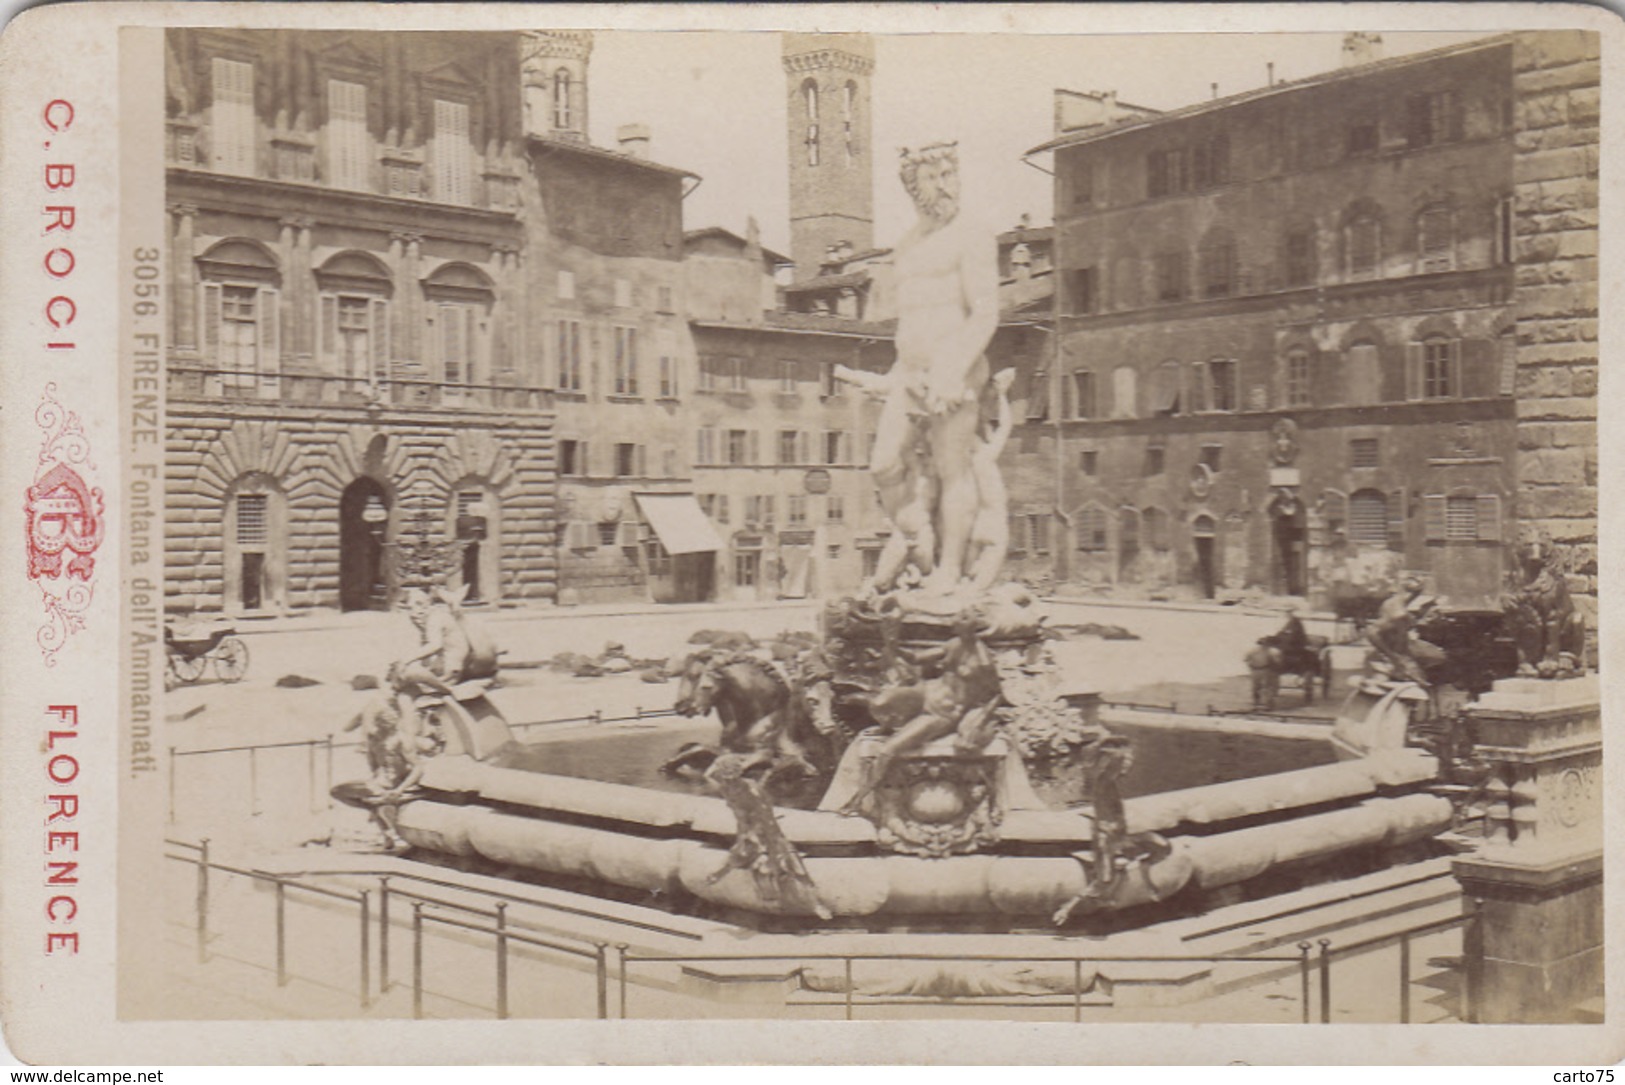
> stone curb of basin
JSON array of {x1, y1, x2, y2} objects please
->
[{"x1": 182, "y1": 598, "x2": 821, "y2": 638}]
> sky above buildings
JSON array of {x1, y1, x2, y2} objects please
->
[{"x1": 586, "y1": 29, "x2": 1496, "y2": 257}]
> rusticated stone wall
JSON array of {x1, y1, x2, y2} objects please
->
[
  {"x1": 1511, "y1": 30, "x2": 1600, "y2": 623},
  {"x1": 166, "y1": 401, "x2": 557, "y2": 613}
]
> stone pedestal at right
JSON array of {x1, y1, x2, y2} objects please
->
[{"x1": 1451, "y1": 674, "x2": 1602, "y2": 1023}]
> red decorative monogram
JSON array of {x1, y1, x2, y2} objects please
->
[{"x1": 26, "y1": 384, "x2": 103, "y2": 664}]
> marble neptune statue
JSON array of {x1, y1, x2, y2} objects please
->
[{"x1": 840, "y1": 141, "x2": 1002, "y2": 597}]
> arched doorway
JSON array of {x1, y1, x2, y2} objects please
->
[
  {"x1": 339, "y1": 478, "x2": 392, "y2": 611},
  {"x1": 447, "y1": 484, "x2": 500, "y2": 605},
  {"x1": 1270, "y1": 491, "x2": 1308, "y2": 597},
  {"x1": 1193, "y1": 514, "x2": 1219, "y2": 599}
]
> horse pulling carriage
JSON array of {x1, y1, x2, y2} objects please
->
[{"x1": 165, "y1": 621, "x2": 250, "y2": 685}]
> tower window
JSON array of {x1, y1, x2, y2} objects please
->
[
  {"x1": 553, "y1": 69, "x2": 573, "y2": 130},
  {"x1": 843, "y1": 81, "x2": 857, "y2": 167},
  {"x1": 802, "y1": 79, "x2": 820, "y2": 166}
]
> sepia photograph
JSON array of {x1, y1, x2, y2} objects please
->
[{"x1": 0, "y1": 2, "x2": 1616, "y2": 1066}]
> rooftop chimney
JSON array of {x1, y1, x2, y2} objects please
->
[
  {"x1": 616, "y1": 123, "x2": 651, "y2": 159},
  {"x1": 1341, "y1": 32, "x2": 1384, "y2": 68}
]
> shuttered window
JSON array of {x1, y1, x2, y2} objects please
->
[
  {"x1": 236, "y1": 494, "x2": 268, "y2": 548},
  {"x1": 432, "y1": 99, "x2": 472, "y2": 206},
  {"x1": 1446, "y1": 495, "x2": 1478, "y2": 540},
  {"x1": 1077, "y1": 507, "x2": 1108, "y2": 552},
  {"x1": 1348, "y1": 217, "x2": 1380, "y2": 279},
  {"x1": 1350, "y1": 438, "x2": 1379, "y2": 468},
  {"x1": 1418, "y1": 207, "x2": 1454, "y2": 272},
  {"x1": 327, "y1": 80, "x2": 369, "y2": 190},
  {"x1": 1348, "y1": 489, "x2": 1388, "y2": 545},
  {"x1": 211, "y1": 58, "x2": 256, "y2": 176}
]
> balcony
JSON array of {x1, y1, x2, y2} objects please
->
[{"x1": 167, "y1": 366, "x2": 553, "y2": 412}]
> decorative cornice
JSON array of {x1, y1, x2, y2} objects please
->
[
  {"x1": 390, "y1": 230, "x2": 424, "y2": 247},
  {"x1": 783, "y1": 50, "x2": 874, "y2": 76},
  {"x1": 522, "y1": 30, "x2": 593, "y2": 65},
  {"x1": 279, "y1": 214, "x2": 316, "y2": 231},
  {"x1": 168, "y1": 202, "x2": 199, "y2": 218}
]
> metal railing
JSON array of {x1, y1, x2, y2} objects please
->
[
  {"x1": 166, "y1": 834, "x2": 1478, "y2": 1023},
  {"x1": 165, "y1": 838, "x2": 374, "y2": 1010},
  {"x1": 166, "y1": 704, "x2": 683, "y2": 822}
]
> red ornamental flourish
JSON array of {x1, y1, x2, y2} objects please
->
[{"x1": 29, "y1": 383, "x2": 102, "y2": 665}]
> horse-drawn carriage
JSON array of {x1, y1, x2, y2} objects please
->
[
  {"x1": 1245, "y1": 635, "x2": 1333, "y2": 711},
  {"x1": 165, "y1": 621, "x2": 250, "y2": 685}
]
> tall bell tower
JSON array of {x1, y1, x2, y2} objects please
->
[
  {"x1": 522, "y1": 31, "x2": 592, "y2": 143},
  {"x1": 782, "y1": 33, "x2": 874, "y2": 280}
]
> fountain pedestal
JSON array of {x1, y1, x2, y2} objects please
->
[{"x1": 1451, "y1": 674, "x2": 1602, "y2": 1022}]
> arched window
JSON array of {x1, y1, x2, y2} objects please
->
[
  {"x1": 802, "y1": 79, "x2": 820, "y2": 166},
  {"x1": 1143, "y1": 507, "x2": 1171, "y2": 551},
  {"x1": 225, "y1": 473, "x2": 285, "y2": 613},
  {"x1": 1346, "y1": 339, "x2": 1381, "y2": 406},
  {"x1": 315, "y1": 251, "x2": 393, "y2": 394},
  {"x1": 1346, "y1": 212, "x2": 1382, "y2": 279},
  {"x1": 1407, "y1": 335, "x2": 1460, "y2": 400},
  {"x1": 1284, "y1": 348, "x2": 1311, "y2": 407},
  {"x1": 1417, "y1": 205, "x2": 1455, "y2": 273},
  {"x1": 1199, "y1": 227, "x2": 1237, "y2": 298},
  {"x1": 553, "y1": 68, "x2": 573, "y2": 130},
  {"x1": 446, "y1": 480, "x2": 501, "y2": 604},
  {"x1": 1348, "y1": 489, "x2": 1388, "y2": 546},
  {"x1": 422, "y1": 262, "x2": 497, "y2": 402},
  {"x1": 1152, "y1": 360, "x2": 1182, "y2": 415},
  {"x1": 1076, "y1": 505, "x2": 1109, "y2": 552},
  {"x1": 842, "y1": 81, "x2": 857, "y2": 166},
  {"x1": 197, "y1": 239, "x2": 282, "y2": 398},
  {"x1": 1112, "y1": 365, "x2": 1138, "y2": 419}
]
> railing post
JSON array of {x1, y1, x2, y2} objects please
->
[
  {"x1": 1297, "y1": 941, "x2": 1312, "y2": 1024},
  {"x1": 411, "y1": 901, "x2": 424, "y2": 1020},
  {"x1": 634, "y1": 706, "x2": 642, "y2": 720},
  {"x1": 358, "y1": 890, "x2": 371, "y2": 1010},
  {"x1": 378, "y1": 877, "x2": 391, "y2": 993},
  {"x1": 617, "y1": 944, "x2": 631, "y2": 1020},
  {"x1": 494, "y1": 902, "x2": 509, "y2": 1020},
  {"x1": 324, "y1": 734, "x2": 335, "y2": 809},
  {"x1": 1398, "y1": 931, "x2": 1412, "y2": 1024},
  {"x1": 592, "y1": 709, "x2": 602, "y2": 727},
  {"x1": 1317, "y1": 938, "x2": 1333, "y2": 1024},
  {"x1": 307, "y1": 740, "x2": 319, "y2": 814},
  {"x1": 1463, "y1": 898, "x2": 1482, "y2": 1024},
  {"x1": 167, "y1": 746, "x2": 177, "y2": 824},
  {"x1": 844, "y1": 958, "x2": 854, "y2": 1021},
  {"x1": 615, "y1": 943, "x2": 629, "y2": 1020},
  {"x1": 195, "y1": 838, "x2": 211, "y2": 964},
  {"x1": 248, "y1": 747, "x2": 260, "y2": 817},
  {"x1": 594, "y1": 943, "x2": 609, "y2": 1020},
  {"x1": 1073, "y1": 959, "x2": 1083, "y2": 1023},
  {"x1": 274, "y1": 878, "x2": 287, "y2": 987}
]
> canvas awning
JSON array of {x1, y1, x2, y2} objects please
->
[{"x1": 633, "y1": 493, "x2": 725, "y2": 555}]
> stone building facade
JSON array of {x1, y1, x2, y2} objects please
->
[
  {"x1": 1508, "y1": 31, "x2": 1600, "y2": 625},
  {"x1": 1017, "y1": 36, "x2": 1546, "y2": 609},
  {"x1": 521, "y1": 123, "x2": 702, "y2": 604},
  {"x1": 163, "y1": 29, "x2": 557, "y2": 615}
]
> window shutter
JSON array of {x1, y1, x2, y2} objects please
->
[
  {"x1": 1189, "y1": 362, "x2": 1206, "y2": 413},
  {"x1": 1477, "y1": 494, "x2": 1502, "y2": 541},
  {"x1": 370, "y1": 298, "x2": 389, "y2": 384},
  {"x1": 1423, "y1": 494, "x2": 1447, "y2": 541},
  {"x1": 318, "y1": 293, "x2": 337, "y2": 366},
  {"x1": 257, "y1": 287, "x2": 279, "y2": 391},
  {"x1": 635, "y1": 444, "x2": 647, "y2": 477},
  {"x1": 1387, "y1": 487, "x2": 1408, "y2": 552},
  {"x1": 201, "y1": 283, "x2": 222, "y2": 365},
  {"x1": 1448, "y1": 338, "x2": 1462, "y2": 399},
  {"x1": 747, "y1": 430, "x2": 760, "y2": 464},
  {"x1": 1405, "y1": 343, "x2": 1423, "y2": 400},
  {"x1": 1498, "y1": 337, "x2": 1517, "y2": 396}
]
